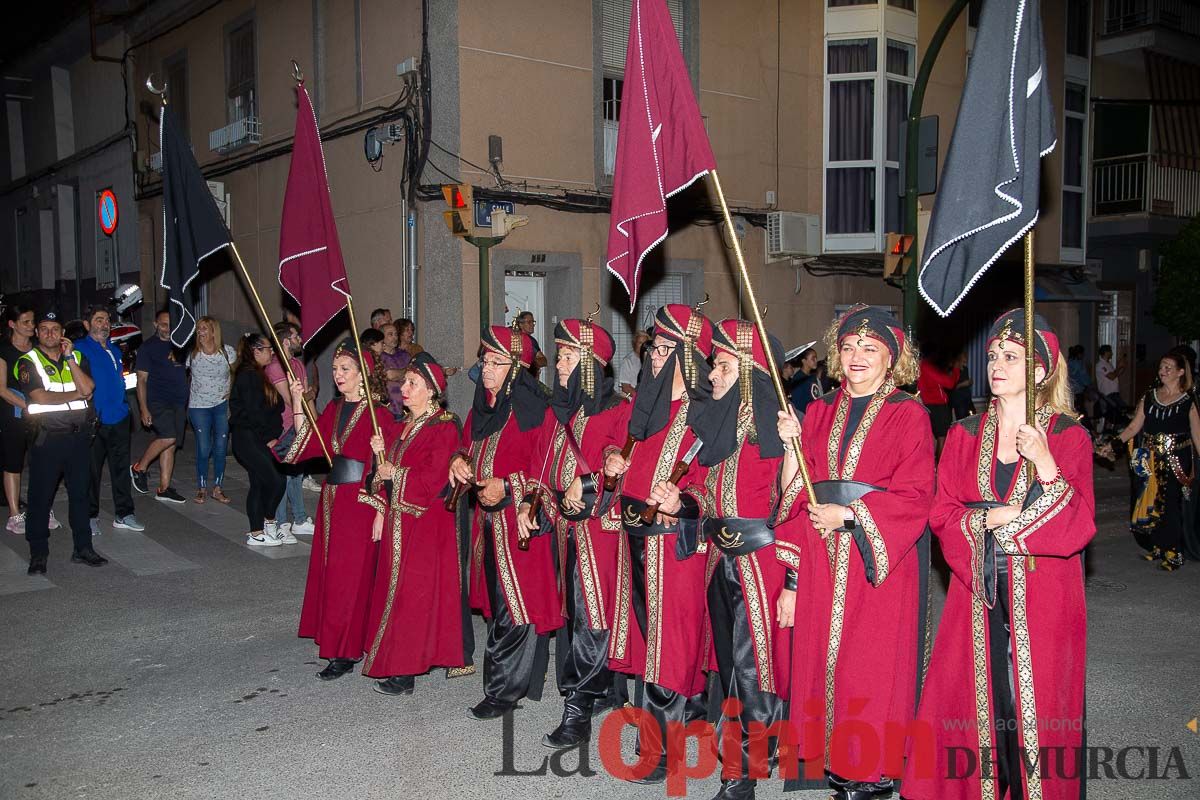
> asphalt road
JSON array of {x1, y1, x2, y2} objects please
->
[{"x1": 0, "y1": 434, "x2": 1197, "y2": 799}]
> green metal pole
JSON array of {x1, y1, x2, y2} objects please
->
[
  {"x1": 903, "y1": 0, "x2": 971, "y2": 340},
  {"x1": 467, "y1": 235, "x2": 504, "y2": 330}
]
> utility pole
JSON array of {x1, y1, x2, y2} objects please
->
[
  {"x1": 903, "y1": 0, "x2": 971, "y2": 340},
  {"x1": 465, "y1": 235, "x2": 504, "y2": 329}
]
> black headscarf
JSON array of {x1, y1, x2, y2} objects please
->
[
  {"x1": 470, "y1": 327, "x2": 548, "y2": 441},
  {"x1": 694, "y1": 322, "x2": 785, "y2": 467},
  {"x1": 628, "y1": 304, "x2": 714, "y2": 440}
]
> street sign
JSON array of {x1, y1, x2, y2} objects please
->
[
  {"x1": 474, "y1": 199, "x2": 515, "y2": 228},
  {"x1": 98, "y1": 189, "x2": 119, "y2": 236}
]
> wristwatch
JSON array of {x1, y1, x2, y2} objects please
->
[{"x1": 843, "y1": 509, "x2": 857, "y2": 530}]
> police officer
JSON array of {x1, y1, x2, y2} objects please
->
[{"x1": 17, "y1": 310, "x2": 107, "y2": 574}]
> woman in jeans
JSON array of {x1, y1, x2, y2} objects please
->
[
  {"x1": 186, "y1": 316, "x2": 235, "y2": 504},
  {"x1": 229, "y1": 333, "x2": 292, "y2": 547}
]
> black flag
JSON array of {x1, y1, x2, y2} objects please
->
[
  {"x1": 159, "y1": 105, "x2": 231, "y2": 346},
  {"x1": 918, "y1": 0, "x2": 1056, "y2": 317}
]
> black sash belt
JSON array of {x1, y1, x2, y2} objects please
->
[
  {"x1": 554, "y1": 473, "x2": 599, "y2": 522},
  {"x1": 619, "y1": 496, "x2": 677, "y2": 536},
  {"x1": 327, "y1": 456, "x2": 366, "y2": 485},
  {"x1": 704, "y1": 516, "x2": 775, "y2": 556},
  {"x1": 811, "y1": 479, "x2": 883, "y2": 507}
]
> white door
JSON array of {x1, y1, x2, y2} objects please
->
[{"x1": 504, "y1": 272, "x2": 546, "y2": 346}]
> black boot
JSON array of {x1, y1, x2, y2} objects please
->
[
  {"x1": 542, "y1": 695, "x2": 594, "y2": 749},
  {"x1": 469, "y1": 696, "x2": 516, "y2": 720},
  {"x1": 712, "y1": 778, "x2": 757, "y2": 800},
  {"x1": 316, "y1": 658, "x2": 356, "y2": 681},
  {"x1": 27, "y1": 554, "x2": 47, "y2": 575},
  {"x1": 374, "y1": 675, "x2": 415, "y2": 696},
  {"x1": 71, "y1": 548, "x2": 108, "y2": 566}
]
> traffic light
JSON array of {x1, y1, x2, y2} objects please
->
[
  {"x1": 883, "y1": 232, "x2": 915, "y2": 278},
  {"x1": 442, "y1": 184, "x2": 474, "y2": 237}
]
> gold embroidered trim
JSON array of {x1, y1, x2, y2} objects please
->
[
  {"x1": 644, "y1": 534, "x2": 665, "y2": 684},
  {"x1": 283, "y1": 420, "x2": 313, "y2": 463},
  {"x1": 775, "y1": 541, "x2": 801, "y2": 570},
  {"x1": 610, "y1": 525, "x2": 631, "y2": 660},
  {"x1": 357, "y1": 492, "x2": 386, "y2": 515},
  {"x1": 575, "y1": 521, "x2": 607, "y2": 630},
  {"x1": 320, "y1": 484, "x2": 333, "y2": 565},
  {"x1": 849, "y1": 498, "x2": 888, "y2": 585},
  {"x1": 739, "y1": 553, "x2": 775, "y2": 694},
  {"x1": 970, "y1": 591, "x2": 997, "y2": 800},
  {"x1": 1010, "y1": 556, "x2": 1043, "y2": 800},
  {"x1": 823, "y1": 532, "x2": 852, "y2": 766}
]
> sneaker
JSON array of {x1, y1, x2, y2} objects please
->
[
  {"x1": 246, "y1": 531, "x2": 282, "y2": 547},
  {"x1": 130, "y1": 466, "x2": 150, "y2": 494},
  {"x1": 302, "y1": 476, "x2": 323, "y2": 493},
  {"x1": 275, "y1": 522, "x2": 299, "y2": 545},
  {"x1": 89, "y1": 518, "x2": 102, "y2": 538},
  {"x1": 291, "y1": 517, "x2": 316, "y2": 536},
  {"x1": 48, "y1": 510, "x2": 61, "y2": 530},
  {"x1": 113, "y1": 514, "x2": 145, "y2": 532},
  {"x1": 156, "y1": 487, "x2": 186, "y2": 504},
  {"x1": 7, "y1": 513, "x2": 25, "y2": 535}
]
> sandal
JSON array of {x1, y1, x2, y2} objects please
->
[
  {"x1": 1160, "y1": 550, "x2": 1184, "y2": 572},
  {"x1": 1142, "y1": 546, "x2": 1163, "y2": 562},
  {"x1": 211, "y1": 487, "x2": 232, "y2": 505},
  {"x1": 194, "y1": 488, "x2": 207, "y2": 504}
]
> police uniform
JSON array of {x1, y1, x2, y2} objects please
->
[{"x1": 17, "y1": 312, "x2": 105, "y2": 573}]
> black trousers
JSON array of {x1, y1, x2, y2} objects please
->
[
  {"x1": 626, "y1": 533, "x2": 708, "y2": 765},
  {"x1": 986, "y1": 555, "x2": 1025, "y2": 800},
  {"x1": 89, "y1": 415, "x2": 134, "y2": 519},
  {"x1": 26, "y1": 429, "x2": 93, "y2": 557},
  {"x1": 231, "y1": 430, "x2": 286, "y2": 532},
  {"x1": 482, "y1": 516, "x2": 550, "y2": 704},
  {"x1": 708, "y1": 553, "x2": 786, "y2": 779},
  {"x1": 556, "y1": 532, "x2": 617, "y2": 704}
]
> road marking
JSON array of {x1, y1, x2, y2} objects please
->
[
  {"x1": 155, "y1": 493, "x2": 311, "y2": 560},
  {"x1": 0, "y1": 536, "x2": 55, "y2": 594},
  {"x1": 91, "y1": 508, "x2": 199, "y2": 576}
]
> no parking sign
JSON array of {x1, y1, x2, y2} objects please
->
[{"x1": 98, "y1": 189, "x2": 118, "y2": 236}]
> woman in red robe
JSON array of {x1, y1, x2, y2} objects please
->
[
  {"x1": 358, "y1": 353, "x2": 467, "y2": 695},
  {"x1": 283, "y1": 339, "x2": 395, "y2": 680},
  {"x1": 778, "y1": 304, "x2": 935, "y2": 798},
  {"x1": 602, "y1": 303, "x2": 714, "y2": 785},
  {"x1": 903, "y1": 310, "x2": 1094, "y2": 800},
  {"x1": 449, "y1": 325, "x2": 561, "y2": 720},
  {"x1": 519, "y1": 318, "x2": 628, "y2": 748}
]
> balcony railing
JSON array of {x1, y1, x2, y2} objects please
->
[
  {"x1": 1103, "y1": 0, "x2": 1200, "y2": 38},
  {"x1": 209, "y1": 115, "x2": 261, "y2": 154},
  {"x1": 1092, "y1": 153, "x2": 1200, "y2": 217},
  {"x1": 603, "y1": 119, "x2": 619, "y2": 177}
]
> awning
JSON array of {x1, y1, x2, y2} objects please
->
[
  {"x1": 1145, "y1": 52, "x2": 1200, "y2": 171},
  {"x1": 1034, "y1": 272, "x2": 1105, "y2": 302}
]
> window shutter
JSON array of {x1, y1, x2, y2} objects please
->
[{"x1": 602, "y1": 0, "x2": 685, "y2": 74}]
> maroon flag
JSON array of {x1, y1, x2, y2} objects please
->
[
  {"x1": 605, "y1": 0, "x2": 716, "y2": 311},
  {"x1": 278, "y1": 83, "x2": 350, "y2": 341}
]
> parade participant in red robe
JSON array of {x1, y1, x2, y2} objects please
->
[
  {"x1": 283, "y1": 338, "x2": 395, "y2": 680},
  {"x1": 358, "y1": 353, "x2": 467, "y2": 696},
  {"x1": 518, "y1": 318, "x2": 628, "y2": 749},
  {"x1": 449, "y1": 325, "x2": 561, "y2": 720},
  {"x1": 603, "y1": 303, "x2": 714, "y2": 785},
  {"x1": 904, "y1": 310, "x2": 1094, "y2": 800},
  {"x1": 777, "y1": 305, "x2": 934, "y2": 798},
  {"x1": 698, "y1": 319, "x2": 805, "y2": 800}
]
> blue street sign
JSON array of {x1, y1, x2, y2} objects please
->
[{"x1": 474, "y1": 199, "x2": 515, "y2": 228}]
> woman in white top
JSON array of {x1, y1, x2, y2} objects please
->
[{"x1": 187, "y1": 316, "x2": 235, "y2": 504}]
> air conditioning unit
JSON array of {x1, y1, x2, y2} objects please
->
[{"x1": 766, "y1": 211, "x2": 820, "y2": 261}]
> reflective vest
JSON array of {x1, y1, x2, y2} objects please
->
[{"x1": 19, "y1": 348, "x2": 90, "y2": 415}]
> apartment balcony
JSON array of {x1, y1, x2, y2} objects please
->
[
  {"x1": 1091, "y1": 154, "x2": 1200, "y2": 239},
  {"x1": 1098, "y1": 0, "x2": 1200, "y2": 63},
  {"x1": 208, "y1": 115, "x2": 261, "y2": 154},
  {"x1": 603, "y1": 118, "x2": 618, "y2": 177}
]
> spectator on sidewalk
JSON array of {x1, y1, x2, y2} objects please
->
[
  {"x1": 618, "y1": 329, "x2": 651, "y2": 398},
  {"x1": 949, "y1": 350, "x2": 974, "y2": 420},
  {"x1": 1095, "y1": 344, "x2": 1127, "y2": 433},
  {"x1": 370, "y1": 308, "x2": 392, "y2": 331},
  {"x1": 186, "y1": 316, "x2": 234, "y2": 505},
  {"x1": 789, "y1": 345, "x2": 822, "y2": 416},
  {"x1": 76, "y1": 306, "x2": 144, "y2": 535},
  {"x1": 1, "y1": 304, "x2": 39, "y2": 534},
  {"x1": 230, "y1": 333, "x2": 291, "y2": 547},
  {"x1": 266, "y1": 322, "x2": 315, "y2": 537},
  {"x1": 918, "y1": 348, "x2": 960, "y2": 455},
  {"x1": 131, "y1": 310, "x2": 188, "y2": 504},
  {"x1": 396, "y1": 318, "x2": 424, "y2": 361},
  {"x1": 379, "y1": 322, "x2": 409, "y2": 419},
  {"x1": 514, "y1": 311, "x2": 547, "y2": 380}
]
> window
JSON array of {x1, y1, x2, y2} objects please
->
[
  {"x1": 885, "y1": 40, "x2": 914, "y2": 235},
  {"x1": 968, "y1": 0, "x2": 982, "y2": 27},
  {"x1": 829, "y1": 0, "x2": 874, "y2": 6},
  {"x1": 225, "y1": 20, "x2": 255, "y2": 123},
  {"x1": 164, "y1": 53, "x2": 188, "y2": 143},
  {"x1": 1062, "y1": 83, "x2": 1087, "y2": 254},
  {"x1": 1066, "y1": 0, "x2": 1090, "y2": 58},
  {"x1": 826, "y1": 38, "x2": 877, "y2": 235},
  {"x1": 600, "y1": 0, "x2": 686, "y2": 177},
  {"x1": 887, "y1": 0, "x2": 915, "y2": 9}
]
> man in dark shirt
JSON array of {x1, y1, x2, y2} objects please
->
[
  {"x1": 76, "y1": 306, "x2": 144, "y2": 535},
  {"x1": 131, "y1": 310, "x2": 189, "y2": 503},
  {"x1": 17, "y1": 310, "x2": 106, "y2": 574},
  {"x1": 514, "y1": 311, "x2": 548, "y2": 381}
]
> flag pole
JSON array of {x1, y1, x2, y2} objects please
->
[
  {"x1": 1023, "y1": 230, "x2": 1038, "y2": 572},
  {"x1": 708, "y1": 169, "x2": 817, "y2": 507},
  {"x1": 342, "y1": 294, "x2": 384, "y2": 442},
  {"x1": 229, "y1": 241, "x2": 333, "y2": 466}
]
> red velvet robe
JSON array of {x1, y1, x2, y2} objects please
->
[
  {"x1": 463, "y1": 408, "x2": 563, "y2": 635},
  {"x1": 606, "y1": 396, "x2": 710, "y2": 697},
  {"x1": 284, "y1": 399, "x2": 395, "y2": 660},
  {"x1": 903, "y1": 405, "x2": 1094, "y2": 800},
  {"x1": 531, "y1": 401, "x2": 628, "y2": 631},
  {"x1": 357, "y1": 410, "x2": 466, "y2": 678},
  {"x1": 787, "y1": 384, "x2": 935, "y2": 783},
  {"x1": 702, "y1": 406, "x2": 804, "y2": 702}
]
